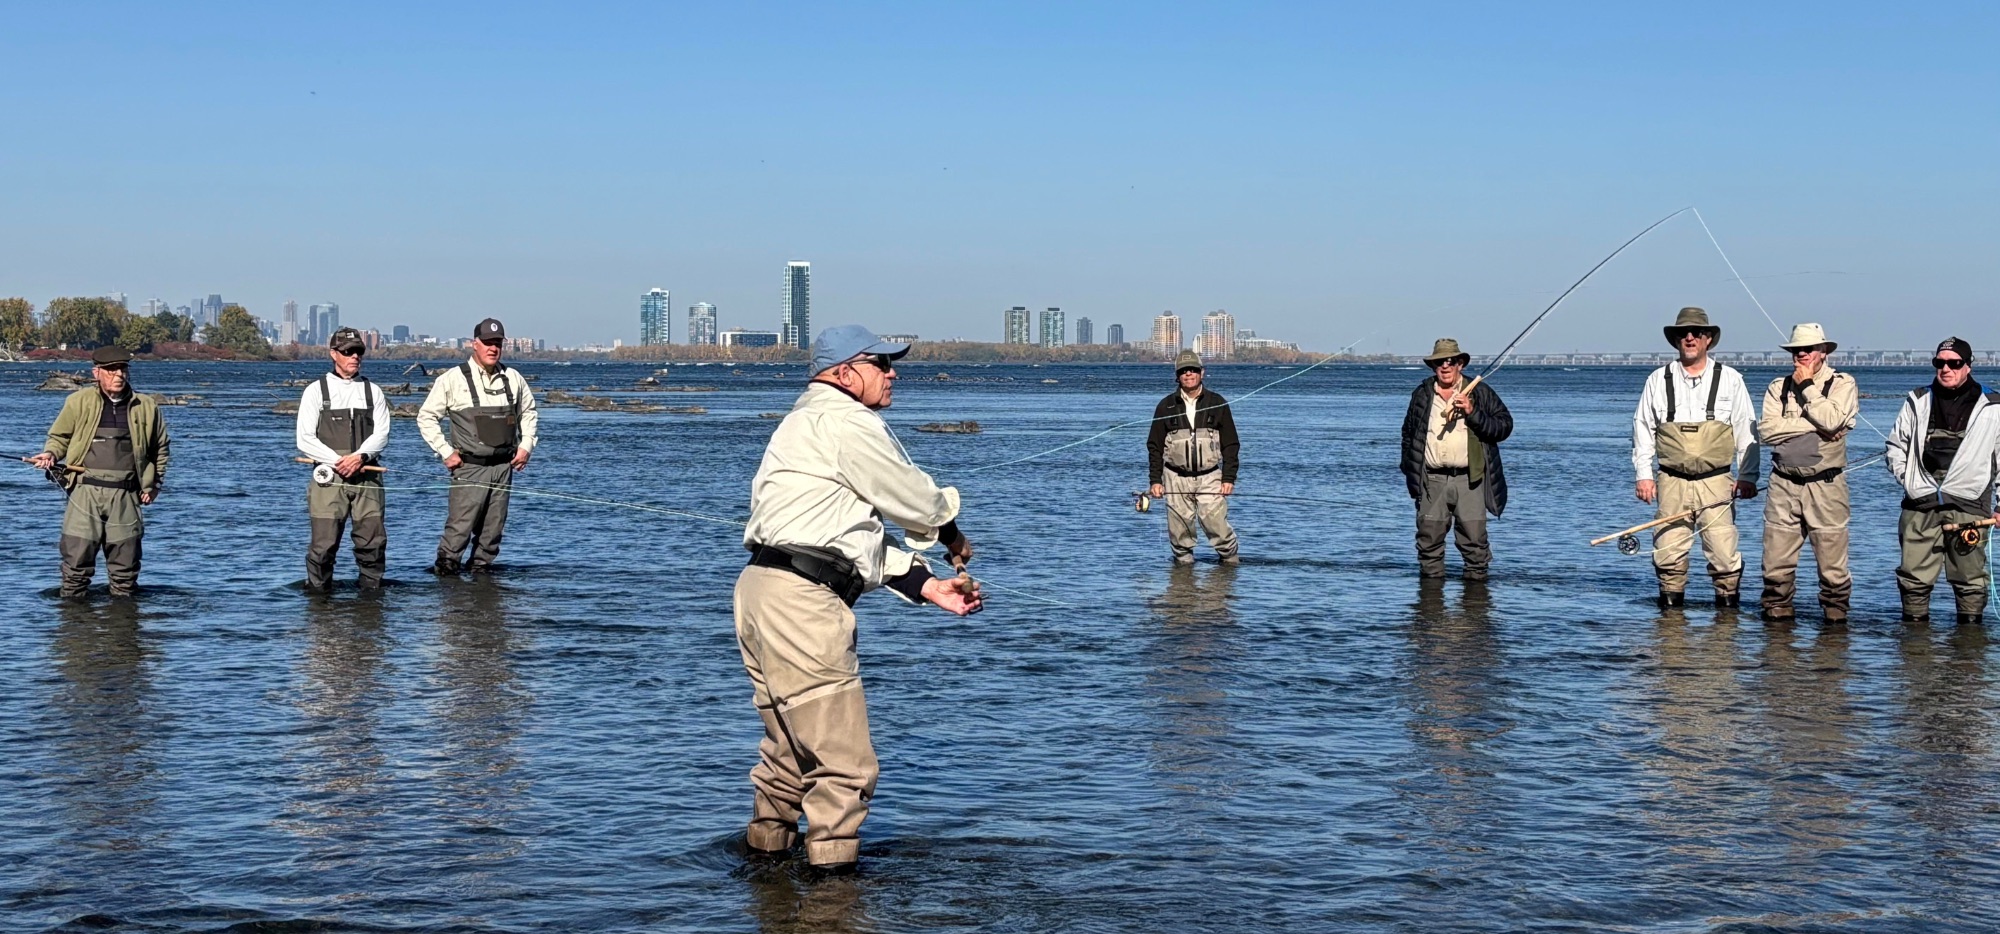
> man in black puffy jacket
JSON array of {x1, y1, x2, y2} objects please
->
[
  {"x1": 1146, "y1": 350, "x2": 1241, "y2": 564},
  {"x1": 1399, "y1": 338, "x2": 1512, "y2": 580}
]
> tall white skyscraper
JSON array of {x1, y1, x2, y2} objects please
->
[
  {"x1": 640, "y1": 288, "x2": 671, "y2": 345},
  {"x1": 688, "y1": 302, "x2": 718, "y2": 345},
  {"x1": 1151, "y1": 313, "x2": 1182, "y2": 355},
  {"x1": 1039, "y1": 307, "x2": 1065, "y2": 348},
  {"x1": 1003, "y1": 306, "x2": 1030, "y2": 344},
  {"x1": 1201, "y1": 310, "x2": 1236, "y2": 361},
  {"x1": 781, "y1": 261, "x2": 811, "y2": 350}
]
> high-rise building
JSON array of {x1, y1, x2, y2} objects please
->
[
  {"x1": 1075, "y1": 317, "x2": 1094, "y2": 345},
  {"x1": 1106, "y1": 323, "x2": 1124, "y2": 346},
  {"x1": 1003, "y1": 306, "x2": 1030, "y2": 344},
  {"x1": 721, "y1": 328, "x2": 781, "y2": 348},
  {"x1": 781, "y1": 261, "x2": 811, "y2": 350},
  {"x1": 1151, "y1": 313, "x2": 1182, "y2": 355},
  {"x1": 392, "y1": 324, "x2": 411, "y2": 344},
  {"x1": 282, "y1": 300, "x2": 299, "y2": 344},
  {"x1": 1201, "y1": 310, "x2": 1237, "y2": 361},
  {"x1": 203, "y1": 294, "x2": 224, "y2": 329},
  {"x1": 308, "y1": 303, "x2": 339, "y2": 347},
  {"x1": 640, "y1": 288, "x2": 672, "y2": 345},
  {"x1": 1039, "y1": 307, "x2": 1065, "y2": 348},
  {"x1": 142, "y1": 298, "x2": 166, "y2": 316},
  {"x1": 688, "y1": 302, "x2": 718, "y2": 345}
]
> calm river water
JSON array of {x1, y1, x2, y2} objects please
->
[{"x1": 1, "y1": 360, "x2": 1996, "y2": 933}]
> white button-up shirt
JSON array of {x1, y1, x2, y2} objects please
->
[
  {"x1": 1632, "y1": 359, "x2": 1760, "y2": 483},
  {"x1": 743, "y1": 382, "x2": 961, "y2": 592},
  {"x1": 296, "y1": 373, "x2": 392, "y2": 464}
]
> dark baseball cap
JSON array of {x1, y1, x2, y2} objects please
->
[
  {"x1": 91, "y1": 345, "x2": 133, "y2": 367},
  {"x1": 329, "y1": 327, "x2": 367, "y2": 354},
  {"x1": 475, "y1": 318, "x2": 507, "y2": 341}
]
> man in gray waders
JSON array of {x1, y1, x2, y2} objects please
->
[
  {"x1": 1755, "y1": 323, "x2": 1858, "y2": 623},
  {"x1": 417, "y1": 317, "x2": 539, "y2": 575},
  {"x1": 1399, "y1": 338, "x2": 1513, "y2": 581},
  {"x1": 30, "y1": 345, "x2": 171, "y2": 598},
  {"x1": 1883, "y1": 337, "x2": 2000, "y2": 624},
  {"x1": 1146, "y1": 349, "x2": 1241, "y2": 565},
  {"x1": 1632, "y1": 307, "x2": 1760, "y2": 608},
  {"x1": 736, "y1": 325, "x2": 980, "y2": 873},
  {"x1": 297, "y1": 327, "x2": 392, "y2": 592}
]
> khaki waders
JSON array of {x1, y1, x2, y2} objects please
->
[
  {"x1": 1416, "y1": 469, "x2": 1488, "y2": 579},
  {"x1": 1896, "y1": 507, "x2": 1990, "y2": 619},
  {"x1": 1653, "y1": 373, "x2": 1742, "y2": 598},
  {"x1": 734, "y1": 564, "x2": 878, "y2": 867},
  {"x1": 1759, "y1": 472, "x2": 1851, "y2": 619},
  {"x1": 1163, "y1": 469, "x2": 1237, "y2": 564}
]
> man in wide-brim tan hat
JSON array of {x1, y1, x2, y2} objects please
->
[
  {"x1": 1632, "y1": 307, "x2": 1761, "y2": 608},
  {"x1": 1399, "y1": 338, "x2": 1512, "y2": 580},
  {"x1": 1755, "y1": 322, "x2": 1857, "y2": 623}
]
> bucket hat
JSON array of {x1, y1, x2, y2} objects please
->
[
  {"x1": 1663, "y1": 307, "x2": 1721, "y2": 349},
  {"x1": 1778, "y1": 323, "x2": 1836, "y2": 353},
  {"x1": 1424, "y1": 338, "x2": 1471, "y2": 365}
]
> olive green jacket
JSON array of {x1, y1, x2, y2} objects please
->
[{"x1": 42, "y1": 387, "x2": 171, "y2": 492}]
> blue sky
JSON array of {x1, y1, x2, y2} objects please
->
[{"x1": 3, "y1": 2, "x2": 1994, "y2": 352}]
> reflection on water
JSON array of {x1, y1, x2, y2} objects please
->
[
  {"x1": 278, "y1": 596, "x2": 393, "y2": 870},
  {"x1": 1894, "y1": 625, "x2": 1995, "y2": 866},
  {"x1": 1751, "y1": 621, "x2": 1858, "y2": 860},
  {"x1": 740, "y1": 859, "x2": 868, "y2": 934},
  {"x1": 48, "y1": 600, "x2": 162, "y2": 855},
  {"x1": 1398, "y1": 580, "x2": 1513, "y2": 861},
  {"x1": 430, "y1": 580, "x2": 532, "y2": 860},
  {"x1": 1642, "y1": 609, "x2": 1755, "y2": 860},
  {"x1": 1142, "y1": 564, "x2": 1241, "y2": 852}
]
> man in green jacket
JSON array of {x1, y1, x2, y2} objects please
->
[{"x1": 30, "y1": 346, "x2": 171, "y2": 598}]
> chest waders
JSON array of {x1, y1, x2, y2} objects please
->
[
  {"x1": 1770, "y1": 376, "x2": 1848, "y2": 479},
  {"x1": 63, "y1": 394, "x2": 145, "y2": 597},
  {"x1": 451, "y1": 362, "x2": 520, "y2": 465},
  {"x1": 435, "y1": 364, "x2": 521, "y2": 574},
  {"x1": 307, "y1": 375, "x2": 387, "y2": 590},
  {"x1": 1162, "y1": 402, "x2": 1224, "y2": 477},
  {"x1": 1656, "y1": 371, "x2": 1735, "y2": 480}
]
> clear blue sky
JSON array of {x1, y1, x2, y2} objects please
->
[{"x1": 3, "y1": 2, "x2": 1994, "y2": 352}]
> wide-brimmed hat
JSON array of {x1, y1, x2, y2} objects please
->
[
  {"x1": 1663, "y1": 307, "x2": 1721, "y2": 349},
  {"x1": 1174, "y1": 349, "x2": 1203, "y2": 373},
  {"x1": 1779, "y1": 323, "x2": 1836, "y2": 352},
  {"x1": 1424, "y1": 338, "x2": 1470, "y2": 365}
]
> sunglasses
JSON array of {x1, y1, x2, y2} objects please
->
[
  {"x1": 1934, "y1": 356, "x2": 1969, "y2": 370},
  {"x1": 853, "y1": 354, "x2": 895, "y2": 372},
  {"x1": 1667, "y1": 328, "x2": 1714, "y2": 342},
  {"x1": 1427, "y1": 357, "x2": 1467, "y2": 369},
  {"x1": 333, "y1": 347, "x2": 364, "y2": 357},
  {"x1": 1789, "y1": 346, "x2": 1828, "y2": 356}
]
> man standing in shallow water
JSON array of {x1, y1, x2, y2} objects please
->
[
  {"x1": 417, "y1": 317, "x2": 539, "y2": 575},
  {"x1": 1400, "y1": 338, "x2": 1512, "y2": 581},
  {"x1": 1884, "y1": 337, "x2": 2000, "y2": 624},
  {"x1": 297, "y1": 327, "x2": 392, "y2": 592},
  {"x1": 1632, "y1": 307, "x2": 1760, "y2": 608},
  {"x1": 1146, "y1": 349, "x2": 1241, "y2": 565},
  {"x1": 735, "y1": 325, "x2": 981, "y2": 873},
  {"x1": 32, "y1": 345, "x2": 171, "y2": 598}
]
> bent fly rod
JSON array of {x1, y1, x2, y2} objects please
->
[{"x1": 1440, "y1": 207, "x2": 1692, "y2": 438}]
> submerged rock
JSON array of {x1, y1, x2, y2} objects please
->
[
  {"x1": 916, "y1": 420, "x2": 982, "y2": 434},
  {"x1": 36, "y1": 371, "x2": 91, "y2": 392}
]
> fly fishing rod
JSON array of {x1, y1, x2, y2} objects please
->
[
  {"x1": 1589, "y1": 493, "x2": 1740, "y2": 554},
  {"x1": 6, "y1": 453, "x2": 84, "y2": 473},
  {"x1": 1440, "y1": 207, "x2": 1692, "y2": 438},
  {"x1": 293, "y1": 456, "x2": 388, "y2": 486}
]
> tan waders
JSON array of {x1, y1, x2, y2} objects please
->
[
  {"x1": 1652, "y1": 473, "x2": 1743, "y2": 599},
  {"x1": 1759, "y1": 473, "x2": 1851, "y2": 620},
  {"x1": 734, "y1": 564, "x2": 878, "y2": 867},
  {"x1": 436, "y1": 362, "x2": 521, "y2": 573},
  {"x1": 60, "y1": 483, "x2": 143, "y2": 597},
  {"x1": 1163, "y1": 469, "x2": 1237, "y2": 564},
  {"x1": 1415, "y1": 468, "x2": 1488, "y2": 580},
  {"x1": 1896, "y1": 507, "x2": 1990, "y2": 621},
  {"x1": 308, "y1": 479, "x2": 386, "y2": 590}
]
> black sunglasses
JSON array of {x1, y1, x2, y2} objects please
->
[
  {"x1": 1789, "y1": 345, "x2": 1828, "y2": 356},
  {"x1": 1934, "y1": 356, "x2": 1969, "y2": 370},
  {"x1": 853, "y1": 354, "x2": 895, "y2": 372},
  {"x1": 1427, "y1": 356, "x2": 1468, "y2": 369}
]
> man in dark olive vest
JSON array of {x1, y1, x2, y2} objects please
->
[
  {"x1": 31, "y1": 345, "x2": 171, "y2": 598},
  {"x1": 296, "y1": 327, "x2": 392, "y2": 592},
  {"x1": 416, "y1": 317, "x2": 540, "y2": 574}
]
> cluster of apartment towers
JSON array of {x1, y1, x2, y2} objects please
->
[{"x1": 1005, "y1": 307, "x2": 1290, "y2": 359}]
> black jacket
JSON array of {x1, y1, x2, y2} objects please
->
[
  {"x1": 1399, "y1": 378, "x2": 1513, "y2": 517},
  {"x1": 1146, "y1": 388, "x2": 1240, "y2": 484}
]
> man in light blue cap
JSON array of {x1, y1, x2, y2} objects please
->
[{"x1": 734, "y1": 324, "x2": 982, "y2": 873}]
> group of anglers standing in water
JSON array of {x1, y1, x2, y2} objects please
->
[{"x1": 19, "y1": 307, "x2": 2000, "y2": 873}]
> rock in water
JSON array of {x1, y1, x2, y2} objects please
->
[{"x1": 916, "y1": 420, "x2": 982, "y2": 434}]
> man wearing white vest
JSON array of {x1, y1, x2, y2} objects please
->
[{"x1": 1632, "y1": 307, "x2": 1760, "y2": 608}]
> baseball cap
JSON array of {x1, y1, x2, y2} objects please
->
[
  {"x1": 475, "y1": 318, "x2": 507, "y2": 341},
  {"x1": 809, "y1": 325, "x2": 910, "y2": 377},
  {"x1": 329, "y1": 327, "x2": 367, "y2": 354}
]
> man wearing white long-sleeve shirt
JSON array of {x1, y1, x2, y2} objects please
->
[
  {"x1": 296, "y1": 327, "x2": 392, "y2": 592},
  {"x1": 416, "y1": 317, "x2": 539, "y2": 575},
  {"x1": 735, "y1": 324, "x2": 981, "y2": 873},
  {"x1": 1633, "y1": 307, "x2": 1761, "y2": 608}
]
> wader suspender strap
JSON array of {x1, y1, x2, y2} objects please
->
[
  {"x1": 1664, "y1": 367, "x2": 1723, "y2": 423},
  {"x1": 460, "y1": 362, "x2": 518, "y2": 416}
]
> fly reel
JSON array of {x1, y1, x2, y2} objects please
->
[
  {"x1": 1134, "y1": 492, "x2": 1152, "y2": 513},
  {"x1": 312, "y1": 463, "x2": 337, "y2": 487},
  {"x1": 1617, "y1": 533, "x2": 1641, "y2": 556}
]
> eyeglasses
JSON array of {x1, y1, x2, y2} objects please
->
[
  {"x1": 1934, "y1": 356, "x2": 1969, "y2": 370},
  {"x1": 333, "y1": 347, "x2": 363, "y2": 358},
  {"x1": 853, "y1": 354, "x2": 895, "y2": 372},
  {"x1": 1427, "y1": 357, "x2": 1466, "y2": 369},
  {"x1": 1668, "y1": 329, "x2": 1712, "y2": 342},
  {"x1": 1789, "y1": 346, "x2": 1827, "y2": 357}
]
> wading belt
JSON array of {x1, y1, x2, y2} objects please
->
[
  {"x1": 1425, "y1": 465, "x2": 1470, "y2": 476},
  {"x1": 1774, "y1": 466, "x2": 1844, "y2": 485},
  {"x1": 456, "y1": 449, "x2": 516, "y2": 467},
  {"x1": 748, "y1": 544, "x2": 865, "y2": 606},
  {"x1": 79, "y1": 476, "x2": 140, "y2": 492}
]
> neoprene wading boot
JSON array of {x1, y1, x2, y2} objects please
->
[
  {"x1": 1657, "y1": 592, "x2": 1686, "y2": 609},
  {"x1": 430, "y1": 558, "x2": 461, "y2": 576},
  {"x1": 1761, "y1": 605, "x2": 1794, "y2": 623},
  {"x1": 1958, "y1": 611, "x2": 1985, "y2": 626}
]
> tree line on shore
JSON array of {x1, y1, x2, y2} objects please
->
[{"x1": 0, "y1": 296, "x2": 271, "y2": 358}]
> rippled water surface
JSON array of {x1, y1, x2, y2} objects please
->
[{"x1": 2, "y1": 360, "x2": 1996, "y2": 933}]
